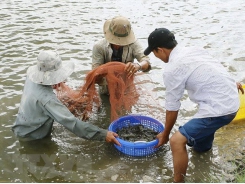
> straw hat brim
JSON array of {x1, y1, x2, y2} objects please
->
[
  {"x1": 103, "y1": 19, "x2": 136, "y2": 46},
  {"x1": 27, "y1": 61, "x2": 75, "y2": 85}
]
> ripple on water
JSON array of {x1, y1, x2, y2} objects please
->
[{"x1": 1, "y1": 0, "x2": 245, "y2": 183}]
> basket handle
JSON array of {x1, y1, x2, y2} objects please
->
[
  {"x1": 129, "y1": 113, "x2": 142, "y2": 115},
  {"x1": 134, "y1": 141, "x2": 147, "y2": 143}
]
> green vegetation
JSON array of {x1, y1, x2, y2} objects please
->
[
  {"x1": 234, "y1": 159, "x2": 245, "y2": 183},
  {"x1": 184, "y1": 157, "x2": 245, "y2": 183},
  {"x1": 235, "y1": 173, "x2": 245, "y2": 183}
]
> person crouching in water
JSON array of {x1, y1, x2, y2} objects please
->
[{"x1": 12, "y1": 50, "x2": 120, "y2": 146}]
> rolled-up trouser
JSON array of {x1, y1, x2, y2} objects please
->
[{"x1": 179, "y1": 112, "x2": 237, "y2": 152}]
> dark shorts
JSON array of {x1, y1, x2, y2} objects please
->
[{"x1": 179, "y1": 112, "x2": 236, "y2": 152}]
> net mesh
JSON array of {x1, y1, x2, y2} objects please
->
[{"x1": 56, "y1": 62, "x2": 140, "y2": 121}]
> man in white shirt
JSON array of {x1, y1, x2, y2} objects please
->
[{"x1": 144, "y1": 28, "x2": 244, "y2": 182}]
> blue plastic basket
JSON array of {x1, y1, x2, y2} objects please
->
[{"x1": 108, "y1": 114, "x2": 164, "y2": 157}]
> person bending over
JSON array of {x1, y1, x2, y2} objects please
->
[
  {"x1": 12, "y1": 50, "x2": 120, "y2": 146},
  {"x1": 144, "y1": 28, "x2": 244, "y2": 182}
]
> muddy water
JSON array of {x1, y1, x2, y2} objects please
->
[{"x1": 0, "y1": 0, "x2": 245, "y2": 182}]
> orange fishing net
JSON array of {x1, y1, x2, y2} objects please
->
[{"x1": 56, "y1": 62, "x2": 139, "y2": 121}]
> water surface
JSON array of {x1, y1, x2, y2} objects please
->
[{"x1": 0, "y1": 0, "x2": 245, "y2": 182}]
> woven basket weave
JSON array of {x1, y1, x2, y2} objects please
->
[{"x1": 108, "y1": 114, "x2": 164, "y2": 157}]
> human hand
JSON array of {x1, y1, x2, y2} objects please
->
[
  {"x1": 155, "y1": 132, "x2": 169, "y2": 148},
  {"x1": 236, "y1": 82, "x2": 244, "y2": 94},
  {"x1": 125, "y1": 62, "x2": 140, "y2": 78},
  {"x1": 105, "y1": 131, "x2": 121, "y2": 146}
]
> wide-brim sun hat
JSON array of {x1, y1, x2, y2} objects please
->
[
  {"x1": 103, "y1": 16, "x2": 136, "y2": 46},
  {"x1": 27, "y1": 50, "x2": 75, "y2": 85}
]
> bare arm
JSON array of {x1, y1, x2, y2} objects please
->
[{"x1": 155, "y1": 110, "x2": 178, "y2": 148}]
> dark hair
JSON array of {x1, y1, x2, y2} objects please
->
[{"x1": 161, "y1": 33, "x2": 178, "y2": 49}]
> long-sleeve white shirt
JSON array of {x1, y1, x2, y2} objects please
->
[{"x1": 163, "y1": 45, "x2": 239, "y2": 118}]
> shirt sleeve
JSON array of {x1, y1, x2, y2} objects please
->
[
  {"x1": 132, "y1": 40, "x2": 151, "y2": 71},
  {"x1": 44, "y1": 98, "x2": 107, "y2": 141},
  {"x1": 92, "y1": 42, "x2": 105, "y2": 69},
  {"x1": 163, "y1": 65, "x2": 187, "y2": 111}
]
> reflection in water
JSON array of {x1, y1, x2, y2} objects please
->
[
  {"x1": 1, "y1": 0, "x2": 245, "y2": 182},
  {"x1": 186, "y1": 148, "x2": 222, "y2": 183}
]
